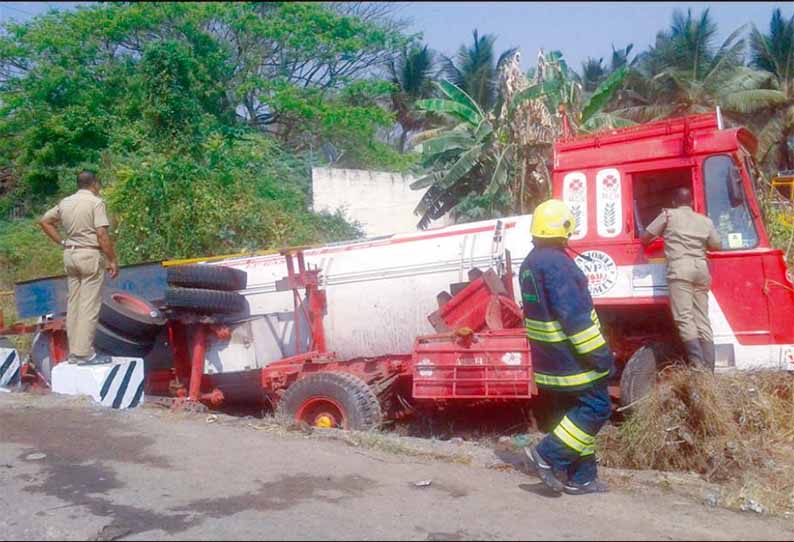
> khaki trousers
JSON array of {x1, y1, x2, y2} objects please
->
[
  {"x1": 668, "y1": 259, "x2": 713, "y2": 343},
  {"x1": 64, "y1": 248, "x2": 105, "y2": 357}
]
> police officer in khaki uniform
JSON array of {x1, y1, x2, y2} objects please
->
[
  {"x1": 640, "y1": 187, "x2": 722, "y2": 371},
  {"x1": 39, "y1": 171, "x2": 119, "y2": 364}
]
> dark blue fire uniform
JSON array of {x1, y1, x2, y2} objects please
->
[{"x1": 519, "y1": 245, "x2": 615, "y2": 484}]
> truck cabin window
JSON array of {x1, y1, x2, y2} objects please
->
[
  {"x1": 631, "y1": 168, "x2": 693, "y2": 236},
  {"x1": 704, "y1": 155, "x2": 759, "y2": 250}
]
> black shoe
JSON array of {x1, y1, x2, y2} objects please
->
[
  {"x1": 524, "y1": 445, "x2": 564, "y2": 493},
  {"x1": 75, "y1": 352, "x2": 112, "y2": 366},
  {"x1": 563, "y1": 478, "x2": 609, "y2": 495}
]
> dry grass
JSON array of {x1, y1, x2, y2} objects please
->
[{"x1": 599, "y1": 369, "x2": 794, "y2": 515}]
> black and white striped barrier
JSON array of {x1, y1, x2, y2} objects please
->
[
  {"x1": 0, "y1": 340, "x2": 21, "y2": 390},
  {"x1": 51, "y1": 357, "x2": 145, "y2": 409}
]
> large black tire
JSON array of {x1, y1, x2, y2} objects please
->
[
  {"x1": 167, "y1": 264, "x2": 247, "y2": 291},
  {"x1": 94, "y1": 322, "x2": 155, "y2": 358},
  {"x1": 619, "y1": 343, "x2": 673, "y2": 408},
  {"x1": 278, "y1": 372, "x2": 383, "y2": 431},
  {"x1": 99, "y1": 290, "x2": 166, "y2": 340},
  {"x1": 164, "y1": 287, "x2": 247, "y2": 314}
]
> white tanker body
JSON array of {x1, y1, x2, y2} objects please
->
[{"x1": 209, "y1": 215, "x2": 534, "y2": 364}]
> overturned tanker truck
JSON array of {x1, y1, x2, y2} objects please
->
[{"x1": 7, "y1": 112, "x2": 794, "y2": 426}]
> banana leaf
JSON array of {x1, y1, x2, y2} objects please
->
[
  {"x1": 416, "y1": 98, "x2": 480, "y2": 125},
  {"x1": 581, "y1": 66, "x2": 628, "y2": 125},
  {"x1": 436, "y1": 80, "x2": 485, "y2": 119}
]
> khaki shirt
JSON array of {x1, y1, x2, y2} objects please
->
[
  {"x1": 42, "y1": 189, "x2": 110, "y2": 248},
  {"x1": 646, "y1": 206, "x2": 721, "y2": 262}
]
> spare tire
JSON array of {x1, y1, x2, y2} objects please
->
[
  {"x1": 94, "y1": 322, "x2": 155, "y2": 358},
  {"x1": 164, "y1": 287, "x2": 247, "y2": 314},
  {"x1": 99, "y1": 290, "x2": 166, "y2": 341},
  {"x1": 619, "y1": 343, "x2": 674, "y2": 408},
  {"x1": 166, "y1": 264, "x2": 247, "y2": 291}
]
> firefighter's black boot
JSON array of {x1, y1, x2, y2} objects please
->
[
  {"x1": 684, "y1": 339, "x2": 706, "y2": 370},
  {"x1": 699, "y1": 339, "x2": 715, "y2": 373},
  {"x1": 563, "y1": 478, "x2": 609, "y2": 495},
  {"x1": 524, "y1": 445, "x2": 564, "y2": 493}
]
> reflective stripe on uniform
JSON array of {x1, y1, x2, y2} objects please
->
[
  {"x1": 569, "y1": 324, "x2": 601, "y2": 345},
  {"x1": 569, "y1": 323, "x2": 607, "y2": 354},
  {"x1": 525, "y1": 318, "x2": 563, "y2": 332},
  {"x1": 560, "y1": 416, "x2": 594, "y2": 445},
  {"x1": 526, "y1": 315, "x2": 607, "y2": 353},
  {"x1": 525, "y1": 328, "x2": 568, "y2": 342},
  {"x1": 553, "y1": 416, "x2": 597, "y2": 456},
  {"x1": 534, "y1": 370, "x2": 610, "y2": 388},
  {"x1": 525, "y1": 318, "x2": 567, "y2": 342}
]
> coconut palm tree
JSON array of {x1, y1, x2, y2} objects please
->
[
  {"x1": 618, "y1": 9, "x2": 752, "y2": 122},
  {"x1": 581, "y1": 57, "x2": 607, "y2": 92},
  {"x1": 387, "y1": 43, "x2": 436, "y2": 152},
  {"x1": 734, "y1": 8, "x2": 794, "y2": 171},
  {"x1": 442, "y1": 29, "x2": 516, "y2": 111}
]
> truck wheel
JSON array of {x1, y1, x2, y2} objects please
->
[
  {"x1": 619, "y1": 343, "x2": 671, "y2": 408},
  {"x1": 99, "y1": 290, "x2": 166, "y2": 340},
  {"x1": 164, "y1": 287, "x2": 247, "y2": 314},
  {"x1": 94, "y1": 322, "x2": 155, "y2": 358},
  {"x1": 166, "y1": 264, "x2": 247, "y2": 291},
  {"x1": 278, "y1": 372, "x2": 383, "y2": 431}
]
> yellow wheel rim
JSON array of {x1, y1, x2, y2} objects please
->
[{"x1": 315, "y1": 415, "x2": 334, "y2": 428}]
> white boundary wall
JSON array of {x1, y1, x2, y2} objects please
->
[{"x1": 312, "y1": 167, "x2": 451, "y2": 236}]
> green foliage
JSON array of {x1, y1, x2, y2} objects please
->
[
  {"x1": 0, "y1": 220, "x2": 63, "y2": 287},
  {"x1": 0, "y1": 1, "x2": 403, "y2": 281}
]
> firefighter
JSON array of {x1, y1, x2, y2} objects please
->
[
  {"x1": 39, "y1": 171, "x2": 119, "y2": 365},
  {"x1": 520, "y1": 199, "x2": 615, "y2": 495},
  {"x1": 640, "y1": 187, "x2": 722, "y2": 371}
]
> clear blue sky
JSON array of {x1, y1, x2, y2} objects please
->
[
  {"x1": 1, "y1": 2, "x2": 792, "y2": 70},
  {"x1": 399, "y1": 1, "x2": 792, "y2": 69}
]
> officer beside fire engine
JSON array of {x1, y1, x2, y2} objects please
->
[
  {"x1": 519, "y1": 199, "x2": 614, "y2": 495},
  {"x1": 640, "y1": 187, "x2": 722, "y2": 371}
]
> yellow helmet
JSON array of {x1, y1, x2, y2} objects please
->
[{"x1": 530, "y1": 199, "x2": 576, "y2": 239}]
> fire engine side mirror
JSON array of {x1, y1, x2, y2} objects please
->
[{"x1": 728, "y1": 165, "x2": 745, "y2": 207}]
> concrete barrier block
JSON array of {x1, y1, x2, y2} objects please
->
[
  {"x1": 51, "y1": 357, "x2": 145, "y2": 409},
  {"x1": 0, "y1": 341, "x2": 21, "y2": 389}
]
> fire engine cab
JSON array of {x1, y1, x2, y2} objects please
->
[{"x1": 553, "y1": 112, "x2": 794, "y2": 401}]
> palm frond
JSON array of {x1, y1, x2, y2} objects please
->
[{"x1": 720, "y1": 89, "x2": 787, "y2": 114}]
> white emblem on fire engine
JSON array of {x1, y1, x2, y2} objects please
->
[
  {"x1": 563, "y1": 172, "x2": 587, "y2": 240},
  {"x1": 417, "y1": 358, "x2": 434, "y2": 377},
  {"x1": 574, "y1": 250, "x2": 618, "y2": 297},
  {"x1": 501, "y1": 352, "x2": 522, "y2": 366}
]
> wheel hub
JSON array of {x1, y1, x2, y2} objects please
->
[{"x1": 314, "y1": 414, "x2": 335, "y2": 428}]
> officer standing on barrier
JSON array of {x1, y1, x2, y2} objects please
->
[
  {"x1": 519, "y1": 199, "x2": 615, "y2": 495},
  {"x1": 640, "y1": 187, "x2": 722, "y2": 371},
  {"x1": 39, "y1": 171, "x2": 119, "y2": 365}
]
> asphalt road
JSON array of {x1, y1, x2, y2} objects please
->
[{"x1": 1, "y1": 392, "x2": 791, "y2": 541}]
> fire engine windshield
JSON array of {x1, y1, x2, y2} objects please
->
[{"x1": 704, "y1": 155, "x2": 759, "y2": 250}]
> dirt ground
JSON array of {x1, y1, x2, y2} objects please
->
[{"x1": 1, "y1": 391, "x2": 793, "y2": 541}]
